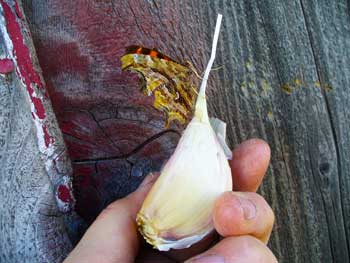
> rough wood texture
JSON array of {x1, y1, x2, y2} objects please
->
[
  {"x1": 0, "y1": 1, "x2": 76, "y2": 262},
  {"x1": 0, "y1": 0, "x2": 349, "y2": 262}
]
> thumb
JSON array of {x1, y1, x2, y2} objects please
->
[{"x1": 64, "y1": 173, "x2": 159, "y2": 263}]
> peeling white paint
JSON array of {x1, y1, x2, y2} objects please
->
[{"x1": 55, "y1": 175, "x2": 75, "y2": 213}]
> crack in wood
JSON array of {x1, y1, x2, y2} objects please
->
[
  {"x1": 87, "y1": 109, "x2": 122, "y2": 153},
  {"x1": 72, "y1": 129, "x2": 180, "y2": 163}
]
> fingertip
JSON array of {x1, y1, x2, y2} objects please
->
[
  {"x1": 213, "y1": 192, "x2": 246, "y2": 236},
  {"x1": 213, "y1": 191, "x2": 275, "y2": 243},
  {"x1": 230, "y1": 138, "x2": 270, "y2": 192}
]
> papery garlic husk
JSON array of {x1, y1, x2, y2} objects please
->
[{"x1": 136, "y1": 91, "x2": 232, "y2": 251}]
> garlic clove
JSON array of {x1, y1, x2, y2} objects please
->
[
  {"x1": 137, "y1": 113, "x2": 232, "y2": 251},
  {"x1": 136, "y1": 14, "x2": 230, "y2": 251}
]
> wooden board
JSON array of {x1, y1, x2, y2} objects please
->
[
  {"x1": 0, "y1": 1, "x2": 74, "y2": 262},
  {"x1": 0, "y1": 0, "x2": 349, "y2": 262}
]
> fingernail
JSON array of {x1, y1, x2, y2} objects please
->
[
  {"x1": 237, "y1": 196, "x2": 256, "y2": 220},
  {"x1": 186, "y1": 255, "x2": 225, "y2": 263}
]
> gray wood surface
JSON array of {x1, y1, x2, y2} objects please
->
[
  {"x1": 0, "y1": 1, "x2": 76, "y2": 262},
  {"x1": 0, "y1": 0, "x2": 349, "y2": 262},
  {"x1": 206, "y1": 1, "x2": 350, "y2": 262},
  {"x1": 0, "y1": 37, "x2": 72, "y2": 262}
]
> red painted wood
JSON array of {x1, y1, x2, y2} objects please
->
[
  {"x1": 1, "y1": 1, "x2": 46, "y2": 118},
  {"x1": 23, "y1": 0, "x2": 205, "y2": 222}
]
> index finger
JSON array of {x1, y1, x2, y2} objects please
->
[{"x1": 229, "y1": 139, "x2": 271, "y2": 192}]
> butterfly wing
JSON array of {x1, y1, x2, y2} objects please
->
[{"x1": 121, "y1": 47, "x2": 197, "y2": 127}]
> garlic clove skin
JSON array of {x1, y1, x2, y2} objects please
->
[
  {"x1": 136, "y1": 113, "x2": 232, "y2": 251},
  {"x1": 210, "y1": 117, "x2": 233, "y2": 160}
]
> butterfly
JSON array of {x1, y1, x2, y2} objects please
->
[{"x1": 121, "y1": 46, "x2": 198, "y2": 127}]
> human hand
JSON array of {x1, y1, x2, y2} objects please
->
[{"x1": 64, "y1": 139, "x2": 277, "y2": 263}]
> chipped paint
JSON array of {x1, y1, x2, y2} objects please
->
[
  {"x1": 55, "y1": 175, "x2": 74, "y2": 213},
  {"x1": 0, "y1": 1, "x2": 47, "y2": 125},
  {"x1": 0, "y1": 58, "x2": 13, "y2": 73},
  {"x1": 0, "y1": 0, "x2": 74, "y2": 212}
]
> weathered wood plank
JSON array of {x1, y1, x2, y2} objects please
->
[
  {"x1": 0, "y1": 0, "x2": 347, "y2": 262},
  {"x1": 299, "y1": 1, "x2": 350, "y2": 260},
  {"x1": 204, "y1": 1, "x2": 350, "y2": 262},
  {"x1": 0, "y1": 39, "x2": 72, "y2": 262},
  {"x1": 0, "y1": 1, "x2": 76, "y2": 262},
  {"x1": 206, "y1": 1, "x2": 350, "y2": 261}
]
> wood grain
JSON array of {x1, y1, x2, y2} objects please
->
[
  {"x1": 0, "y1": 36, "x2": 72, "y2": 262},
  {"x1": 206, "y1": 1, "x2": 350, "y2": 262},
  {"x1": 0, "y1": 1, "x2": 77, "y2": 261},
  {"x1": 0, "y1": 0, "x2": 348, "y2": 262}
]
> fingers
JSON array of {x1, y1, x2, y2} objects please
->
[
  {"x1": 213, "y1": 191, "x2": 275, "y2": 244},
  {"x1": 64, "y1": 173, "x2": 159, "y2": 263},
  {"x1": 185, "y1": 236, "x2": 277, "y2": 263},
  {"x1": 125, "y1": 172, "x2": 160, "y2": 216},
  {"x1": 230, "y1": 139, "x2": 271, "y2": 192}
]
